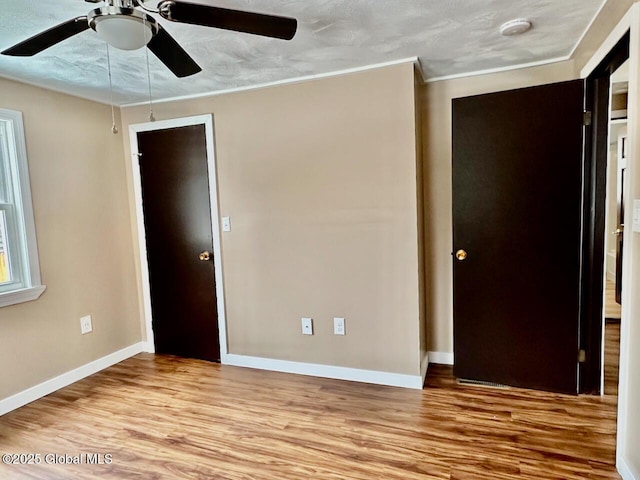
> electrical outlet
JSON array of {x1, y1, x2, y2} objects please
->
[
  {"x1": 301, "y1": 317, "x2": 313, "y2": 335},
  {"x1": 80, "y1": 315, "x2": 93, "y2": 335},
  {"x1": 333, "y1": 317, "x2": 346, "y2": 335}
]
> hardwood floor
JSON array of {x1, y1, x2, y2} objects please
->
[
  {"x1": 0, "y1": 355, "x2": 620, "y2": 479},
  {"x1": 604, "y1": 279, "x2": 621, "y2": 320},
  {"x1": 604, "y1": 321, "x2": 621, "y2": 396}
]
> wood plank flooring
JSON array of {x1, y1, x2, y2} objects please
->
[
  {"x1": 0, "y1": 354, "x2": 620, "y2": 479},
  {"x1": 604, "y1": 321, "x2": 621, "y2": 396},
  {"x1": 604, "y1": 279, "x2": 621, "y2": 320}
]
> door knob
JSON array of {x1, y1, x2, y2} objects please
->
[
  {"x1": 612, "y1": 228, "x2": 624, "y2": 236},
  {"x1": 198, "y1": 250, "x2": 211, "y2": 261},
  {"x1": 456, "y1": 249, "x2": 467, "y2": 261}
]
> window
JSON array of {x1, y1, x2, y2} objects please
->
[{"x1": 0, "y1": 108, "x2": 45, "y2": 307}]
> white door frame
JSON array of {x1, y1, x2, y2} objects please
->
[
  {"x1": 581, "y1": 5, "x2": 639, "y2": 479},
  {"x1": 129, "y1": 114, "x2": 228, "y2": 362}
]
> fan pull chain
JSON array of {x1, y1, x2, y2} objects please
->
[
  {"x1": 105, "y1": 44, "x2": 118, "y2": 134},
  {"x1": 143, "y1": 15, "x2": 155, "y2": 122}
]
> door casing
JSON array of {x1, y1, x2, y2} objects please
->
[
  {"x1": 129, "y1": 114, "x2": 228, "y2": 360},
  {"x1": 579, "y1": 4, "x2": 639, "y2": 468},
  {"x1": 580, "y1": 31, "x2": 629, "y2": 394}
]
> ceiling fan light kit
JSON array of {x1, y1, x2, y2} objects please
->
[
  {"x1": 89, "y1": 6, "x2": 157, "y2": 51},
  {"x1": 1, "y1": 0, "x2": 298, "y2": 77}
]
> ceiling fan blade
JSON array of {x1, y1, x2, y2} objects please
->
[
  {"x1": 158, "y1": 1, "x2": 297, "y2": 40},
  {"x1": 147, "y1": 25, "x2": 202, "y2": 78},
  {"x1": 2, "y1": 17, "x2": 89, "y2": 56}
]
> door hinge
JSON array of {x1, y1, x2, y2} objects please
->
[
  {"x1": 578, "y1": 349, "x2": 586, "y2": 363},
  {"x1": 583, "y1": 111, "x2": 592, "y2": 126}
]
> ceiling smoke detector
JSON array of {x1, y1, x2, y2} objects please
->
[{"x1": 499, "y1": 19, "x2": 532, "y2": 36}]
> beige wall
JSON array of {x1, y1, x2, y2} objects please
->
[
  {"x1": 605, "y1": 141, "x2": 619, "y2": 280},
  {"x1": 612, "y1": 92, "x2": 628, "y2": 111},
  {"x1": 624, "y1": 71, "x2": 640, "y2": 479},
  {"x1": 419, "y1": 60, "x2": 577, "y2": 353},
  {"x1": 0, "y1": 78, "x2": 141, "y2": 399},
  {"x1": 606, "y1": 124, "x2": 627, "y2": 281},
  {"x1": 626, "y1": 230, "x2": 640, "y2": 471},
  {"x1": 121, "y1": 63, "x2": 423, "y2": 375}
]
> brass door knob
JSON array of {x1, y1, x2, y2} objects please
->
[
  {"x1": 613, "y1": 228, "x2": 624, "y2": 236},
  {"x1": 198, "y1": 250, "x2": 211, "y2": 261},
  {"x1": 456, "y1": 249, "x2": 467, "y2": 261}
]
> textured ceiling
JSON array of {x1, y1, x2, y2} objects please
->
[{"x1": 0, "y1": 0, "x2": 605, "y2": 105}]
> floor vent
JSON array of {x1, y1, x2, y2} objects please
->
[{"x1": 457, "y1": 378, "x2": 509, "y2": 389}]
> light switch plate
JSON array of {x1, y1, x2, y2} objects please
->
[
  {"x1": 222, "y1": 216, "x2": 231, "y2": 232},
  {"x1": 333, "y1": 317, "x2": 346, "y2": 335}
]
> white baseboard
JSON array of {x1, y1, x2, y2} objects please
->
[
  {"x1": 618, "y1": 454, "x2": 639, "y2": 480},
  {"x1": 142, "y1": 341, "x2": 155, "y2": 353},
  {"x1": 428, "y1": 351, "x2": 454, "y2": 365},
  {"x1": 0, "y1": 342, "x2": 145, "y2": 416},
  {"x1": 224, "y1": 354, "x2": 424, "y2": 389}
]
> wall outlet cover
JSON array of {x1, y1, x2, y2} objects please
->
[
  {"x1": 301, "y1": 317, "x2": 313, "y2": 335},
  {"x1": 80, "y1": 315, "x2": 93, "y2": 335}
]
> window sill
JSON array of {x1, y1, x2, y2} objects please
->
[{"x1": 0, "y1": 285, "x2": 46, "y2": 308}]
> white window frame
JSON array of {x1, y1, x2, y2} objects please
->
[{"x1": 0, "y1": 108, "x2": 45, "y2": 307}]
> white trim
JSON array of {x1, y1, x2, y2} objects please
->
[
  {"x1": 121, "y1": 57, "x2": 419, "y2": 107},
  {"x1": 0, "y1": 285, "x2": 45, "y2": 308},
  {"x1": 420, "y1": 352, "x2": 429, "y2": 385},
  {"x1": 568, "y1": 0, "x2": 609, "y2": 59},
  {"x1": 424, "y1": 56, "x2": 570, "y2": 84},
  {"x1": 612, "y1": 110, "x2": 629, "y2": 120},
  {"x1": 129, "y1": 131, "x2": 154, "y2": 352},
  {"x1": 0, "y1": 108, "x2": 45, "y2": 306},
  {"x1": 581, "y1": 6, "x2": 635, "y2": 78},
  {"x1": 0, "y1": 342, "x2": 144, "y2": 416},
  {"x1": 129, "y1": 114, "x2": 229, "y2": 361},
  {"x1": 428, "y1": 351, "x2": 454, "y2": 365},
  {"x1": 224, "y1": 354, "x2": 424, "y2": 389},
  {"x1": 618, "y1": 454, "x2": 639, "y2": 480}
]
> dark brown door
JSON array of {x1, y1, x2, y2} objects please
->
[
  {"x1": 615, "y1": 134, "x2": 626, "y2": 304},
  {"x1": 137, "y1": 124, "x2": 220, "y2": 362},
  {"x1": 452, "y1": 80, "x2": 584, "y2": 394}
]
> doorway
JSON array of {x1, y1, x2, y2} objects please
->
[
  {"x1": 602, "y1": 60, "x2": 628, "y2": 396},
  {"x1": 451, "y1": 34, "x2": 631, "y2": 395},
  {"x1": 129, "y1": 114, "x2": 228, "y2": 362},
  {"x1": 580, "y1": 32, "x2": 629, "y2": 394}
]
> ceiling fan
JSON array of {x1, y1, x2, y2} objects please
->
[{"x1": 1, "y1": 0, "x2": 297, "y2": 78}]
